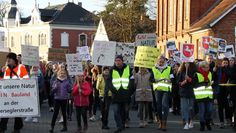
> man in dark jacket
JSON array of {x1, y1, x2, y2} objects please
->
[{"x1": 106, "y1": 55, "x2": 135, "y2": 133}]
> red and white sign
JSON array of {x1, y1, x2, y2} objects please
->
[
  {"x1": 180, "y1": 43, "x2": 195, "y2": 62},
  {"x1": 202, "y1": 36, "x2": 212, "y2": 53}
]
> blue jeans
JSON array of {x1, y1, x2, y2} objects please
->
[
  {"x1": 198, "y1": 101, "x2": 213, "y2": 123},
  {"x1": 181, "y1": 98, "x2": 194, "y2": 122},
  {"x1": 155, "y1": 91, "x2": 169, "y2": 120},
  {"x1": 113, "y1": 103, "x2": 129, "y2": 129}
]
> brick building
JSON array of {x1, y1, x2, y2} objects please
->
[
  {"x1": 0, "y1": 0, "x2": 97, "y2": 60},
  {"x1": 156, "y1": 0, "x2": 236, "y2": 58}
]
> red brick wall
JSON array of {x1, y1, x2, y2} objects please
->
[
  {"x1": 52, "y1": 29, "x2": 96, "y2": 53},
  {"x1": 190, "y1": 0, "x2": 218, "y2": 24},
  {"x1": 212, "y1": 8, "x2": 236, "y2": 45}
]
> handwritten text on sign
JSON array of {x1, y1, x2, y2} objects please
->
[
  {"x1": 66, "y1": 54, "x2": 83, "y2": 76},
  {"x1": 134, "y1": 46, "x2": 160, "y2": 68},
  {"x1": 21, "y1": 45, "x2": 39, "y2": 66},
  {"x1": 0, "y1": 79, "x2": 39, "y2": 118},
  {"x1": 135, "y1": 33, "x2": 156, "y2": 47}
]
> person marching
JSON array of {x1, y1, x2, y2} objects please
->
[
  {"x1": 193, "y1": 61, "x2": 213, "y2": 131},
  {"x1": 72, "y1": 74, "x2": 92, "y2": 133},
  {"x1": 134, "y1": 67, "x2": 153, "y2": 128},
  {"x1": 97, "y1": 67, "x2": 112, "y2": 129},
  {"x1": 150, "y1": 55, "x2": 174, "y2": 131},
  {"x1": 106, "y1": 55, "x2": 135, "y2": 133},
  {"x1": 0, "y1": 52, "x2": 29, "y2": 133}
]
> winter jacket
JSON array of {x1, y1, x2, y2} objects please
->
[
  {"x1": 177, "y1": 71, "x2": 195, "y2": 98},
  {"x1": 107, "y1": 64, "x2": 135, "y2": 103},
  {"x1": 52, "y1": 78, "x2": 72, "y2": 100},
  {"x1": 72, "y1": 81, "x2": 92, "y2": 107},
  {"x1": 134, "y1": 71, "x2": 153, "y2": 102},
  {"x1": 96, "y1": 74, "x2": 112, "y2": 97}
]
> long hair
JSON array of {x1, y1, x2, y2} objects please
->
[{"x1": 178, "y1": 62, "x2": 196, "y2": 74}]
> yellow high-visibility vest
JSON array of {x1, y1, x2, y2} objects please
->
[
  {"x1": 152, "y1": 66, "x2": 172, "y2": 92},
  {"x1": 112, "y1": 66, "x2": 130, "y2": 90},
  {"x1": 194, "y1": 72, "x2": 213, "y2": 100}
]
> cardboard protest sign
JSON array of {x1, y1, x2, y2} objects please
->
[
  {"x1": 21, "y1": 45, "x2": 39, "y2": 66},
  {"x1": 92, "y1": 41, "x2": 116, "y2": 66},
  {"x1": 0, "y1": 79, "x2": 40, "y2": 118},
  {"x1": 202, "y1": 36, "x2": 212, "y2": 54},
  {"x1": 223, "y1": 45, "x2": 235, "y2": 58},
  {"x1": 134, "y1": 46, "x2": 160, "y2": 68},
  {"x1": 135, "y1": 33, "x2": 156, "y2": 47},
  {"x1": 212, "y1": 38, "x2": 227, "y2": 53},
  {"x1": 48, "y1": 48, "x2": 69, "y2": 62},
  {"x1": 166, "y1": 41, "x2": 176, "y2": 51},
  {"x1": 0, "y1": 52, "x2": 8, "y2": 67},
  {"x1": 116, "y1": 42, "x2": 135, "y2": 66},
  {"x1": 180, "y1": 43, "x2": 195, "y2": 62},
  {"x1": 76, "y1": 46, "x2": 91, "y2": 61},
  {"x1": 208, "y1": 38, "x2": 219, "y2": 54},
  {"x1": 66, "y1": 54, "x2": 83, "y2": 76}
]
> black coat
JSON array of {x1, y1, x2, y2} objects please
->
[
  {"x1": 177, "y1": 71, "x2": 195, "y2": 98},
  {"x1": 106, "y1": 64, "x2": 135, "y2": 103}
]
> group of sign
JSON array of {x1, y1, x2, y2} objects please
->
[{"x1": 166, "y1": 36, "x2": 235, "y2": 63}]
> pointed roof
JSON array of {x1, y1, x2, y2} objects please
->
[
  {"x1": 94, "y1": 18, "x2": 109, "y2": 41},
  {"x1": 11, "y1": 0, "x2": 17, "y2": 5},
  {"x1": 190, "y1": 0, "x2": 236, "y2": 31}
]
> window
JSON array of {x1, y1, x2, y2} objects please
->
[
  {"x1": 169, "y1": 0, "x2": 173, "y2": 25},
  {"x1": 179, "y1": 0, "x2": 183, "y2": 22},
  {"x1": 25, "y1": 34, "x2": 32, "y2": 45},
  {"x1": 185, "y1": 0, "x2": 189, "y2": 20},
  {"x1": 11, "y1": 36, "x2": 14, "y2": 47},
  {"x1": 61, "y1": 32, "x2": 69, "y2": 47},
  {"x1": 39, "y1": 33, "x2": 47, "y2": 45},
  {"x1": 79, "y1": 34, "x2": 87, "y2": 46}
]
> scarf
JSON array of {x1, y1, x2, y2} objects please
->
[{"x1": 198, "y1": 67, "x2": 209, "y2": 81}]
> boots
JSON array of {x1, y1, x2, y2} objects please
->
[
  {"x1": 49, "y1": 126, "x2": 54, "y2": 133},
  {"x1": 200, "y1": 122, "x2": 205, "y2": 131},
  {"x1": 156, "y1": 116, "x2": 162, "y2": 130},
  {"x1": 60, "y1": 126, "x2": 67, "y2": 132},
  {"x1": 162, "y1": 121, "x2": 167, "y2": 131},
  {"x1": 206, "y1": 120, "x2": 212, "y2": 131}
]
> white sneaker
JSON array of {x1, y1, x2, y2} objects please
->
[
  {"x1": 24, "y1": 117, "x2": 32, "y2": 122},
  {"x1": 188, "y1": 122, "x2": 194, "y2": 128},
  {"x1": 58, "y1": 116, "x2": 63, "y2": 123},
  {"x1": 49, "y1": 107, "x2": 54, "y2": 112},
  {"x1": 32, "y1": 118, "x2": 39, "y2": 123},
  {"x1": 169, "y1": 108, "x2": 173, "y2": 113},
  {"x1": 89, "y1": 115, "x2": 96, "y2": 121},
  {"x1": 184, "y1": 123, "x2": 189, "y2": 130}
]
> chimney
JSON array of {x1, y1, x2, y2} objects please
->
[{"x1": 78, "y1": 2, "x2": 82, "y2": 7}]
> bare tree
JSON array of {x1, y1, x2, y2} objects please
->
[
  {"x1": 146, "y1": 0, "x2": 156, "y2": 20},
  {"x1": 0, "y1": 1, "x2": 10, "y2": 25}
]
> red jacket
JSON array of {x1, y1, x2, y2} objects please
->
[{"x1": 72, "y1": 81, "x2": 92, "y2": 107}]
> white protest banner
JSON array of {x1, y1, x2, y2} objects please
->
[
  {"x1": 180, "y1": 43, "x2": 195, "y2": 62},
  {"x1": 224, "y1": 45, "x2": 235, "y2": 58},
  {"x1": 0, "y1": 79, "x2": 39, "y2": 118},
  {"x1": 202, "y1": 36, "x2": 212, "y2": 54},
  {"x1": 116, "y1": 42, "x2": 135, "y2": 66},
  {"x1": 76, "y1": 46, "x2": 91, "y2": 61},
  {"x1": 166, "y1": 41, "x2": 176, "y2": 51},
  {"x1": 212, "y1": 38, "x2": 227, "y2": 53},
  {"x1": 66, "y1": 54, "x2": 83, "y2": 76},
  {"x1": 21, "y1": 45, "x2": 39, "y2": 66},
  {"x1": 135, "y1": 33, "x2": 156, "y2": 47},
  {"x1": 92, "y1": 41, "x2": 116, "y2": 66}
]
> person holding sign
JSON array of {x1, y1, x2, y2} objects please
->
[
  {"x1": 178, "y1": 62, "x2": 196, "y2": 130},
  {"x1": 0, "y1": 52, "x2": 29, "y2": 133},
  {"x1": 150, "y1": 55, "x2": 174, "y2": 131},
  {"x1": 49, "y1": 69, "x2": 72, "y2": 133},
  {"x1": 106, "y1": 55, "x2": 135, "y2": 133},
  {"x1": 193, "y1": 61, "x2": 214, "y2": 131},
  {"x1": 72, "y1": 74, "x2": 92, "y2": 133}
]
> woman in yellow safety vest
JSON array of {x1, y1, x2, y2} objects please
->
[{"x1": 193, "y1": 61, "x2": 213, "y2": 131}]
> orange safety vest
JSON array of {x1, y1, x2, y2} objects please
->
[{"x1": 4, "y1": 64, "x2": 29, "y2": 79}]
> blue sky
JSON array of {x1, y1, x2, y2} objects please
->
[{"x1": 15, "y1": 0, "x2": 107, "y2": 16}]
